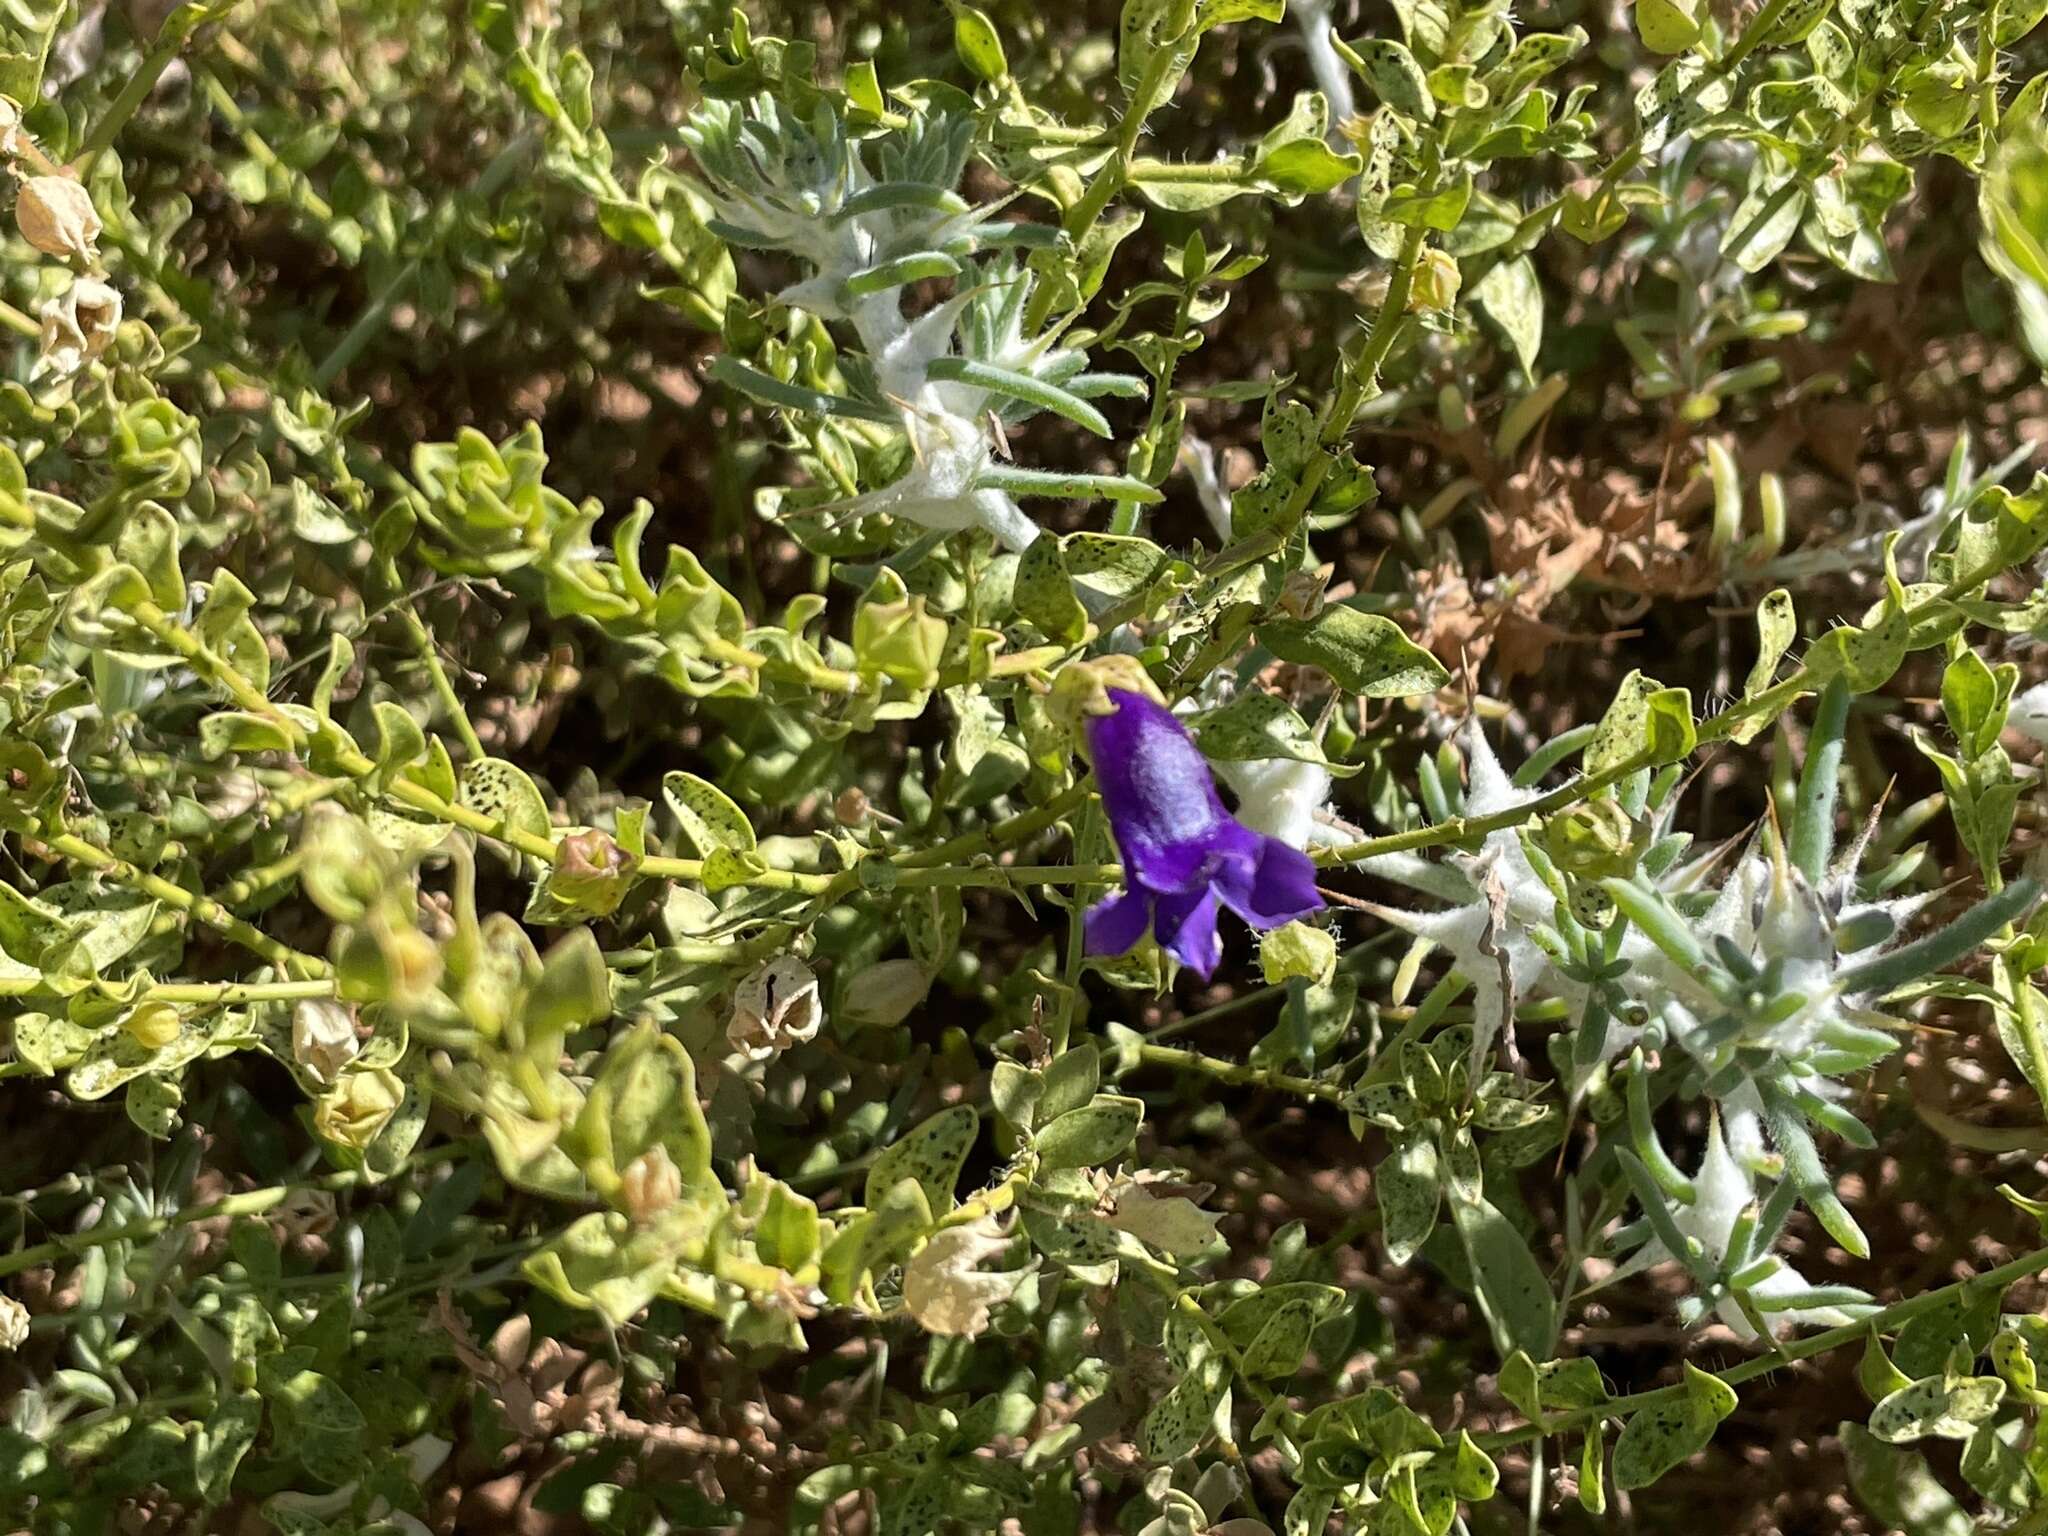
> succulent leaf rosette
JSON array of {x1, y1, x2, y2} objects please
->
[{"x1": 1354, "y1": 711, "x2": 2042, "y2": 1332}]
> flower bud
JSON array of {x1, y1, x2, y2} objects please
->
[
  {"x1": 121, "y1": 1001, "x2": 182, "y2": 1050},
  {"x1": 1541, "y1": 800, "x2": 1636, "y2": 878},
  {"x1": 17, "y1": 176, "x2": 101, "y2": 262},
  {"x1": 548, "y1": 828, "x2": 637, "y2": 917},
  {"x1": 1259, "y1": 919, "x2": 1338, "y2": 986},
  {"x1": 1049, "y1": 654, "x2": 1164, "y2": 742},
  {"x1": 0, "y1": 1292, "x2": 26, "y2": 1352},
  {"x1": 385, "y1": 927, "x2": 445, "y2": 1007},
  {"x1": 291, "y1": 998, "x2": 360, "y2": 1085},
  {"x1": 301, "y1": 814, "x2": 394, "y2": 923},
  {"x1": 727, "y1": 956, "x2": 824, "y2": 1060},
  {"x1": 1406, "y1": 247, "x2": 1461, "y2": 314},
  {"x1": 34, "y1": 276, "x2": 119, "y2": 380},
  {"x1": 337, "y1": 924, "x2": 443, "y2": 1009},
  {"x1": 853, "y1": 596, "x2": 948, "y2": 689},
  {"x1": 619, "y1": 1145, "x2": 683, "y2": 1223},
  {"x1": 841, "y1": 958, "x2": 930, "y2": 1026},
  {"x1": 312, "y1": 1066, "x2": 405, "y2": 1150},
  {"x1": 1278, "y1": 567, "x2": 1327, "y2": 621}
]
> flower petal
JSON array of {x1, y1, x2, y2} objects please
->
[
  {"x1": 1084, "y1": 887, "x2": 1152, "y2": 959},
  {"x1": 1154, "y1": 884, "x2": 1224, "y2": 980},
  {"x1": 1087, "y1": 689, "x2": 1237, "y2": 893},
  {"x1": 1215, "y1": 835, "x2": 1323, "y2": 930}
]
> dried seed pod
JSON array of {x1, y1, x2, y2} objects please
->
[
  {"x1": 34, "y1": 276, "x2": 120, "y2": 379},
  {"x1": 291, "y1": 998, "x2": 361, "y2": 1086},
  {"x1": 17, "y1": 176, "x2": 101, "y2": 262},
  {"x1": 312, "y1": 1066, "x2": 405, "y2": 1149},
  {"x1": 727, "y1": 955, "x2": 824, "y2": 1060},
  {"x1": 619, "y1": 1145, "x2": 683, "y2": 1223}
]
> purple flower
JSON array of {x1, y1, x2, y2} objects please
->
[{"x1": 1084, "y1": 688, "x2": 1324, "y2": 980}]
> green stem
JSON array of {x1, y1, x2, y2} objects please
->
[
  {"x1": 1097, "y1": 226, "x2": 1427, "y2": 640},
  {"x1": 42, "y1": 831, "x2": 327, "y2": 978},
  {"x1": 1132, "y1": 1041, "x2": 1346, "y2": 1103},
  {"x1": 200, "y1": 71, "x2": 336, "y2": 225},
  {"x1": 1477, "y1": 1242, "x2": 2048, "y2": 1450},
  {"x1": 397, "y1": 602, "x2": 486, "y2": 761},
  {"x1": 77, "y1": 4, "x2": 246, "y2": 170},
  {"x1": 1127, "y1": 156, "x2": 1254, "y2": 185},
  {"x1": 0, "y1": 1143, "x2": 475, "y2": 1279},
  {"x1": 896, "y1": 786, "x2": 1089, "y2": 871},
  {"x1": 1315, "y1": 749, "x2": 1657, "y2": 867},
  {"x1": 0, "y1": 975, "x2": 335, "y2": 1004},
  {"x1": 311, "y1": 131, "x2": 538, "y2": 388}
]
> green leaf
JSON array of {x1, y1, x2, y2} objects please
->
[
  {"x1": 522, "y1": 1208, "x2": 693, "y2": 1327},
  {"x1": 1611, "y1": 1366, "x2": 1735, "y2": 1490},
  {"x1": 1141, "y1": 1354, "x2": 1230, "y2": 1460},
  {"x1": 951, "y1": 4, "x2": 1008, "y2": 81},
  {"x1": 1586, "y1": 670, "x2": 1695, "y2": 776},
  {"x1": 125, "y1": 1074, "x2": 182, "y2": 1139},
  {"x1": 757, "y1": 1180, "x2": 822, "y2": 1270},
  {"x1": 1471, "y1": 256, "x2": 1543, "y2": 375},
  {"x1": 198, "y1": 711, "x2": 299, "y2": 757},
  {"x1": 1378, "y1": 1132, "x2": 1441, "y2": 1266},
  {"x1": 1841, "y1": 1423, "x2": 1973, "y2": 1536},
  {"x1": 1837, "y1": 879, "x2": 2039, "y2": 997},
  {"x1": 705, "y1": 354, "x2": 895, "y2": 424},
  {"x1": 1939, "y1": 648, "x2": 2001, "y2": 759},
  {"x1": 1959, "y1": 1416, "x2": 2034, "y2": 1511},
  {"x1": 1038, "y1": 1042, "x2": 1101, "y2": 1123},
  {"x1": 461, "y1": 758, "x2": 553, "y2": 842},
  {"x1": 975, "y1": 466, "x2": 1164, "y2": 503},
  {"x1": 1195, "y1": 689, "x2": 1357, "y2": 776},
  {"x1": 865, "y1": 1105, "x2": 980, "y2": 1214},
  {"x1": 191, "y1": 1392, "x2": 263, "y2": 1506},
  {"x1": 1259, "y1": 138, "x2": 1362, "y2": 196},
  {"x1": 1449, "y1": 1192, "x2": 1556, "y2": 1361},
  {"x1": 1868, "y1": 1373, "x2": 2008, "y2": 1443},
  {"x1": 1861, "y1": 1330, "x2": 1913, "y2": 1403},
  {"x1": 1255, "y1": 607, "x2": 1447, "y2": 698},
  {"x1": 1015, "y1": 535, "x2": 1087, "y2": 644},
  {"x1": 925, "y1": 358, "x2": 1113, "y2": 437},
  {"x1": 1238, "y1": 1298, "x2": 1320, "y2": 1378},
  {"x1": 1740, "y1": 588, "x2": 1797, "y2": 705},
  {"x1": 0, "y1": 0, "x2": 66, "y2": 104},
  {"x1": 1035, "y1": 1093, "x2": 1144, "y2": 1170},
  {"x1": 1334, "y1": 35, "x2": 1436, "y2": 121},
  {"x1": 1579, "y1": 1423, "x2": 1608, "y2": 1513},
  {"x1": 597, "y1": 197, "x2": 666, "y2": 250},
  {"x1": 1635, "y1": 0, "x2": 1701, "y2": 54},
  {"x1": 1062, "y1": 532, "x2": 1187, "y2": 601},
  {"x1": 844, "y1": 251, "x2": 965, "y2": 298},
  {"x1": 662, "y1": 770, "x2": 758, "y2": 855}
]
